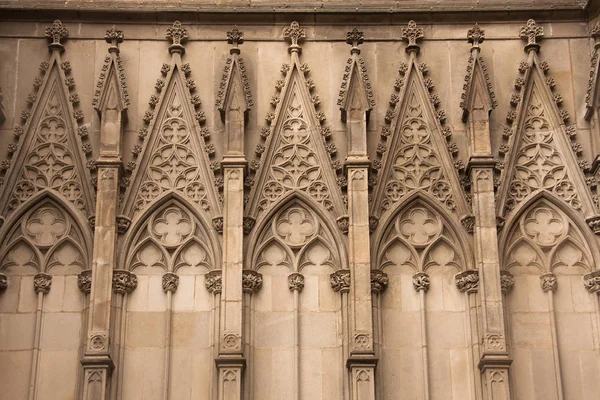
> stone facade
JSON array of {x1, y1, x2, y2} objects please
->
[{"x1": 1, "y1": 2, "x2": 600, "y2": 399}]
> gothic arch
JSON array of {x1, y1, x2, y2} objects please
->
[
  {"x1": 247, "y1": 192, "x2": 347, "y2": 271},
  {"x1": 373, "y1": 193, "x2": 473, "y2": 272},
  {"x1": 499, "y1": 193, "x2": 599, "y2": 271},
  {"x1": 120, "y1": 193, "x2": 220, "y2": 271},
  {"x1": 0, "y1": 194, "x2": 91, "y2": 271}
]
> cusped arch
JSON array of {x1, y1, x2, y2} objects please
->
[
  {"x1": 499, "y1": 192, "x2": 600, "y2": 271},
  {"x1": 373, "y1": 192, "x2": 473, "y2": 271},
  {"x1": 120, "y1": 192, "x2": 221, "y2": 271},
  {"x1": 0, "y1": 192, "x2": 91, "y2": 269},
  {"x1": 247, "y1": 191, "x2": 347, "y2": 272}
]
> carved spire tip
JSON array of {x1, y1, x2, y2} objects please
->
[
  {"x1": 166, "y1": 21, "x2": 188, "y2": 55},
  {"x1": 284, "y1": 21, "x2": 306, "y2": 53},
  {"x1": 105, "y1": 25, "x2": 124, "y2": 53},
  {"x1": 467, "y1": 23, "x2": 485, "y2": 47},
  {"x1": 227, "y1": 25, "x2": 244, "y2": 54},
  {"x1": 401, "y1": 20, "x2": 424, "y2": 55},
  {"x1": 520, "y1": 18, "x2": 543, "y2": 53},
  {"x1": 45, "y1": 19, "x2": 69, "y2": 52},
  {"x1": 346, "y1": 27, "x2": 364, "y2": 54}
]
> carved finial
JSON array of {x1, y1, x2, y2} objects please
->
[
  {"x1": 284, "y1": 21, "x2": 306, "y2": 53},
  {"x1": 401, "y1": 20, "x2": 424, "y2": 54},
  {"x1": 467, "y1": 24, "x2": 485, "y2": 47},
  {"x1": 105, "y1": 26, "x2": 124, "y2": 53},
  {"x1": 166, "y1": 21, "x2": 188, "y2": 55},
  {"x1": 346, "y1": 27, "x2": 364, "y2": 54},
  {"x1": 45, "y1": 20, "x2": 69, "y2": 52},
  {"x1": 227, "y1": 26, "x2": 244, "y2": 55},
  {"x1": 520, "y1": 19, "x2": 543, "y2": 53},
  {"x1": 591, "y1": 21, "x2": 600, "y2": 49}
]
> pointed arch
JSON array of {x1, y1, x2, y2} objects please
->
[
  {"x1": 247, "y1": 191, "x2": 347, "y2": 272},
  {"x1": 373, "y1": 192, "x2": 473, "y2": 271},
  {"x1": 499, "y1": 192, "x2": 600, "y2": 271},
  {"x1": 120, "y1": 192, "x2": 220, "y2": 271},
  {"x1": 0, "y1": 191, "x2": 92, "y2": 267}
]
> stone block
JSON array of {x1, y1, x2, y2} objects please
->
[
  {"x1": 37, "y1": 349, "x2": 79, "y2": 400},
  {"x1": 0, "y1": 312, "x2": 35, "y2": 350},
  {"x1": 41, "y1": 312, "x2": 82, "y2": 350},
  {"x1": 126, "y1": 311, "x2": 166, "y2": 348}
]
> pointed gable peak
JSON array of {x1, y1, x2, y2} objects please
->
[
  {"x1": 216, "y1": 26, "x2": 253, "y2": 122},
  {"x1": 497, "y1": 49, "x2": 594, "y2": 217},
  {"x1": 93, "y1": 26, "x2": 130, "y2": 117},
  {"x1": 461, "y1": 25, "x2": 496, "y2": 122},
  {"x1": 338, "y1": 27, "x2": 375, "y2": 122}
]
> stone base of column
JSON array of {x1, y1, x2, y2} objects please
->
[
  {"x1": 80, "y1": 356, "x2": 114, "y2": 400},
  {"x1": 347, "y1": 356, "x2": 377, "y2": 400},
  {"x1": 216, "y1": 356, "x2": 245, "y2": 400},
  {"x1": 478, "y1": 354, "x2": 512, "y2": 400}
]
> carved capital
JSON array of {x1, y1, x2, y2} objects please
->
[
  {"x1": 34, "y1": 272, "x2": 52, "y2": 294},
  {"x1": 162, "y1": 272, "x2": 179, "y2": 293},
  {"x1": 243, "y1": 217, "x2": 256, "y2": 235},
  {"x1": 288, "y1": 272, "x2": 304, "y2": 292},
  {"x1": 500, "y1": 271, "x2": 514, "y2": 294},
  {"x1": 212, "y1": 216, "x2": 224, "y2": 234},
  {"x1": 113, "y1": 270, "x2": 137, "y2": 294},
  {"x1": 336, "y1": 215, "x2": 349, "y2": 234},
  {"x1": 370, "y1": 269, "x2": 389, "y2": 294},
  {"x1": 330, "y1": 269, "x2": 350, "y2": 293},
  {"x1": 166, "y1": 21, "x2": 188, "y2": 54},
  {"x1": 0, "y1": 273, "x2": 7, "y2": 291},
  {"x1": 456, "y1": 270, "x2": 479, "y2": 293},
  {"x1": 412, "y1": 272, "x2": 430, "y2": 292},
  {"x1": 78, "y1": 269, "x2": 92, "y2": 294},
  {"x1": 540, "y1": 273, "x2": 557, "y2": 292},
  {"x1": 45, "y1": 20, "x2": 68, "y2": 52},
  {"x1": 520, "y1": 19, "x2": 543, "y2": 52},
  {"x1": 116, "y1": 215, "x2": 131, "y2": 234},
  {"x1": 461, "y1": 214, "x2": 475, "y2": 234},
  {"x1": 586, "y1": 215, "x2": 600, "y2": 235},
  {"x1": 205, "y1": 270, "x2": 222, "y2": 294},
  {"x1": 369, "y1": 216, "x2": 379, "y2": 233},
  {"x1": 401, "y1": 20, "x2": 424, "y2": 54},
  {"x1": 242, "y1": 270, "x2": 263, "y2": 294},
  {"x1": 584, "y1": 271, "x2": 600, "y2": 294}
]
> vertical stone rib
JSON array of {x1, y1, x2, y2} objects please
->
[
  {"x1": 540, "y1": 273, "x2": 564, "y2": 400},
  {"x1": 29, "y1": 273, "x2": 51, "y2": 400}
]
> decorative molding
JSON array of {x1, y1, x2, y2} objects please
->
[
  {"x1": 455, "y1": 270, "x2": 479, "y2": 293},
  {"x1": 461, "y1": 214, "x2": 475, "y2": 234},
  {"x1": 519, "y1": 19, "x2": 543, "y2": 53},
  {"x1": 243, "y1": 216, "x2": 255, "y2": 234},
  {"x1": 45, "y1": 19, "x2": 69, "y2": 53},
  {"x1": 330, "y1": 269, "x2": 350, "y2": 293},
  {"x1": 336, "y1": 215, "x2": 349, "y2": 234},
  {"x1": 242, "y1": 270, "x2": 263, "y2": 294},
  {"x1": 77, "y1": 269, "x2": 92, "y2": 294},
  {"x1": 288, "y1": 272, "x2": 304, "y2": 292}
]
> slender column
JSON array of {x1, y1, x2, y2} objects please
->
[
  {"x1": 288, "y1": 273, "x2": 304, "y2": 400},
  {"x1": 29, "y1": 273, "x2": 52, "y2": 400},
  {"x1": 206, "y1": 270, "x2": 223, "y2": 400},
  {"x1": 370, "y1": 270, "x2": 388, "y2": 400},
  {"x1": 413, "y1": 272, "x2": 430, "y2": 400},
  {"x1": 77, "y1": 270, "x2": 92, "y2": 400},
  {"x1": 331, "y1": 270, "x2": 351, "y2": 400},
  {"x1": 540, "y1": 273, "x2": 564, "y2": 400},
  {"x1": 584, "y1": 271, "x2": 600, "y2": 349},
  {"x1": 242, "y1": 270, "x2": 262, "y2": 400},
  {"x1": 161, "y1": 273, "x2": 178, "y2": 400},
  {"x1": 82, "y1": 27, "x2": 127, "y2": 399},
  {"x1": 456, "y1": 270, "x2": 482, "y2": 400},
  {"x1": 112, "y1": 270, "x2": 137, "y2": 400},
  {"x1": 217, "y1": 26, "x2": 250, "y2": 400},
  {"x1": 463, "y1": 23, "x2": 512, "y2": 400}
]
